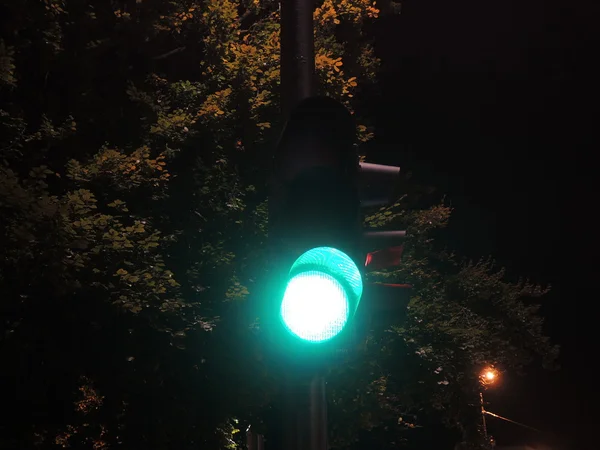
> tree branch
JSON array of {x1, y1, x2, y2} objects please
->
[{"x1": 152, "y1": 46, "x2": 187, "y2": 60}]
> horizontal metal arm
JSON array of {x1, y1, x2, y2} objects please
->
[
  {"x1": 364, "y1": 230, "x2": 407, "y2": 240},
  {"x1": 359, "y1": 162, "x2": 401, "y2": 207},
  {"x1": 359, "y1": 162, "x2": 401, "y2": 176}
]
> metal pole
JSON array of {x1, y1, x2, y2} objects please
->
[
  {"x1": 247, "y1": 427, "x2": 256, "y2": 450},
  {"x1": 258, "y1": 433, "x2": 265, "y2": 450},
  {"x1": 308, "y1": 375, "x2": 327, "y2": 450},
  {"x1": 480, "y1": 392, "x2": 488, "y2": 439},
  {"x1": 278, "y1": 2, "x2": 326, "y2": 450},
  {"x1": 280, "y1": 0, "x2": 317, "y2": 118},
  {"x1": 283, "y1": 372, "x2": 327, "y2": 450},
  {"x1": 246, "y1": 426, "x2": 265, "y2": 450}
]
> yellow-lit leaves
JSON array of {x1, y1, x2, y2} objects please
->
[
  {"x1": 76, "y1": 377, "x2": 104, "y2": 414},
  {"x1": 314, "y1": 2, "x2": 340, "y2": 25},
  {"x1": 409, "y1": 204, "x2": 452, "y2": 234},
  {"x1": 26, "y1": 115, "x2": 77, "y2": 142},
  {"x1": 311, "y1": 1, "x2": 381, "y2": 115},
  {"x1": 54, "y1": 377, "x2": 109, "y2": 450},
  {"x1": 43, "y1": 0, "x2": 67, "y2": 15},
  {"x1": 115, "y1": 264, "x2": 178, "y2": 292},
  {"x1": 151, "y1": 110, "x2": 195, "y2": 138},
  {"x1": 398, "y1": 417, "x2": 419, "y2": 429},
  {"x1": 54, "y1": 427, "x2": 75, "y2": 448},
  {"x1": 107, "y1": 198, "x2": 129, "y2": 212},
  {"x1": 67, "y1": 146, "x2": 170, "y2": 191},
  {"x1": 101, "y1": 223, "x2": 159, "y2": 251},
  {"x1": 113, "y1": 9, "x2": 131, "y2": 20},
  {"x1": 57, "y1": 184, "x2": 181, "y2": 315},
  {"x1": 177, "y1": 8, "x2": 196, "y2": 23},
  {"x1": 357, "y1": 123, "x2": 374, "y2": 143},
  {"x1": 201, "y1": 0, "x2": 239, "y2": 50},
  {"x1": 225, "y1": 276, "x2": 250, "y2": 301},
  {"x1": 315, "y1": 52, "x2": 360, "y2": 101},
  {"x1": 65, "y1": 189, "x2": 98, "y2": 216},
  {"x1": 316, "y1": 53, "x2": 343, "y2": 75},
  {"x1": 315, "y1": 0, "x2": 379, "y2": 26},
  {"x1": 199, "y1": 11, "x2": 280, "y2": 127},
  {"x1": 156, "y1": 6, "x2": 199, "y2": 34},
  {"x1": 197, "y1": 88, "x2": 233, "y2": 119},
  {"x1": 341, "y1": 76, "x2": 358, "y2": 99},
  {"x1": 112, "y1": 247, "x2": 183, "y2": 315}
]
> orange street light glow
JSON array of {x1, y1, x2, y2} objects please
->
[{"x1": 480, "y1": 367, "x2": 499, "y2": 385}]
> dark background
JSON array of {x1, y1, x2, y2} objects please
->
[{"x1": 368, "y1": 0, "x2": 597, "y2": 448}]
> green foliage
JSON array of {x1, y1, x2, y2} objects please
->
[
  {"x1": 0, "y1": 40, "x2": 16, "y2": 86},
  {"x1": 0, "y1": 1, "x2": 555, "y2": 449},
  {"x1": 353, "y1": 198, "x2": 557, "y2": 446}
]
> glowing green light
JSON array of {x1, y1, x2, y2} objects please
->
[
  {"x1": 281, "y1": 270, "x2": 350, "y2": 342},
  {"x1": 279, "y1": 247, "x2": 362, "y2": 343}
]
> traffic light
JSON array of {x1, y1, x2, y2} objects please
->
[
  {"x1": 267, "y1": 95, "x2": 411, "y2": 359},
  {"x1": 265, "y1": 95, "x2": 410, "y2": 450},
  {"x1": 268, "y1": 96, "x2": 363, "y2": 352}
]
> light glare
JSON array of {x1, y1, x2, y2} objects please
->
[
  {"x1": 280, "y1": 270, "x2": 350, "y2": 342},
  {"x1": 480, "y1": 367, "x2": 499, "y2": 385}
]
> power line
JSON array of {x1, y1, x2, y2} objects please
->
[{"x1": 483, "y1": 409, "x2": 541, "y2": 433}]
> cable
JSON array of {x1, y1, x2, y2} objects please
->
[{"x1": 483, "y1": 409, "x2": 541, "y2": 433}]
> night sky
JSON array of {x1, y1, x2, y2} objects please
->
[{"x1": 368, "y1": 0, "x2": 596, "y2": 448}]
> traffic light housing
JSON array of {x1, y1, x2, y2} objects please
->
[
  {"x1": 267, "y1": 95, "x2": 411, "y2": 362},
  {"x1": 268, "y1": 96, "x2": 362, "y2": 354}
]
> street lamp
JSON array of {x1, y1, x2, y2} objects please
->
[
  {"x1": 476, "y1": 366, "x2": 542, "y2": 447},
  {"x1": 480, "y1": 367, "x2": 499, "y2": 386},
  {"x1": 479, "y1": 366, "x2": 499, "y2": 447}
]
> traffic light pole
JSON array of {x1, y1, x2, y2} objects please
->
[
  {"x1": 279, "y1": 1, "x2": 327, "y2": 450},
  {"x1": 280, "y1": 0, "x2": 316, "y2": 117},
  {"x1": 282, "y1": 372, "x2": 327, "y2": 450}
]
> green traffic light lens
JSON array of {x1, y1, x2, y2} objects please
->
[
  {"x1": 290, "y1": 247, "x2": 363, "y2": 301},
  {"x1": 280, "y1": 270, "x2": 350, "y2": 342},
  {"x1": 279, "y1": 247, "x2": 363, "y2": 343}
]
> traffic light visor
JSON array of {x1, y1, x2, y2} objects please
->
[{"x1": 279, "y1": 247, "x2": 363, "y2": 343}]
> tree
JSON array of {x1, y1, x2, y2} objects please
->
[{"x1": 0, "y1": 1, "x2": 556, "y2": 449}]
